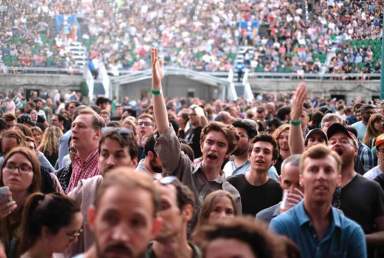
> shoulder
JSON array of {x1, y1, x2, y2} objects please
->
[
  {"x1": 269, "y1": 207, "x2": 297, "y2": 234},
  {"x1": 227, "y1": 174, "x2": 245, "y2": 184}
]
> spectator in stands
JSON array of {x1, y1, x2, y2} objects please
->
[
  {"x1": 136, "y1": 113, "x2": 155, "y2": 160},
  {"x1": 78, "y1": 168, "x2": 161, "y2": 258},
  {"x1": 19, "y1": 193, "x2": 83, "y2": 258},
  {"x1": 228, "y1": 134, "x2": 282, "y2": 216},
  {"x1": 195, "y1": 190, "x2": 240, "y2": 232},
  {"x1": 256, "y1": 154, "x2": 303, "y2": 224},
  {"x1": 66, "y1": 108, "x2": 104, "y2": 193},
  {"x1": 196, "y1": 217, "x2": 280, "y2": 258},
  {"x1": 0, "y1": 147, "x2": 45, "y2": 258},
  {"x1": 272, "y1": 124, "x2": 291, "y2": 174},
  {"x1": 352, "y1": 104, "x2": 376, "y2": 141},
  {"x1": 327, "y1": 123, "x2": 384, "y2": 256},
  {"x1": 146, "y1": 177, "x2": 198, "y2": 258},
  {"x1": 151, "y1": 48, "x2": 241, "y2": 211},
  {"x1": 270, "y1": 144, "x2": 367, "y2": 258},
  {"x1": 364, "y1": 133, "x2": 384, "y2": 180},
  {"x1": 183, "y1": 105, "x2": 208, "y2": 159},
  {"x1": 38, "y1": 126, "x2": 62, "y2": 167},
  {"x1": 363, "y1": 113, "x2": 384, "y2": 148}
]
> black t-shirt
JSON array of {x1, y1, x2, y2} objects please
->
[
  {"x1": 335, "y1": 174, "x2": 384, "y2": 233},
  {"x1": 374, "y1": 173, "x2": 384, "y2": 191},
  {"x1": 228, "y1": 174, "x2": 282, "y2": 216}
]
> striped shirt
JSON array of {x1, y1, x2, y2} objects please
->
[{"x1": 66, "y1": 149, "x2": 100, "y2": 193}]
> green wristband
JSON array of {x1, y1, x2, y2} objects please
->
[
  {"x1": 290, "y1": 119, "x2": 302, "y2": 126},
  {"x1": 151, "y1": 89, "x2": 161, "y2": 96}
]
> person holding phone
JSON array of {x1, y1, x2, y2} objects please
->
[{"x1": 0, "y1": 147, "x2": 43, "y2": 258}]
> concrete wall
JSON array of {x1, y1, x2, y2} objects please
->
[
  {"x1": 249, "y1": 78, "x2": 380, "y2": 102},
  {"x1": 0, "y1": 73, "x2": 82, "y2": 93},
  {"x1": 117, "y1": 75, "x2": 223, "y2": 101}
]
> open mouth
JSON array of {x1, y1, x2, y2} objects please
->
[{"x1": 206, "y1": 153, "x2": 218, "y2": 161}]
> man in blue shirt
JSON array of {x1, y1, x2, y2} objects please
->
[{"x1": 270, "y1": 144, "x2": 366, "y2": 258}]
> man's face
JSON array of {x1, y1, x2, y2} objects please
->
[
  {"x1": 71, "y1": 114, "x2": 100, "y2": 151},
  {"x1": 280, "y1": 163, "x2": 302, "y2": 192},
  {"x1": 306, "y1": 134, "x2": 326, "y2": 149},
  {"x1": 188, "y1": 110, "x2": 200, "y2": 127},
  {"x1": 149, "y1": 154, "x2": 163, "y2": 173},
  {"x1": 201, "y1": 131, "x2": 229, "y2": 169},
  {"x1": 362, "y1": 108, "x2": 375, "y2": 123},
  {"x1": 51, "y1": 115, "x2": 61, "y2": 128},
  {"x1": 300, "y1": 155, "x2": 340, "y2": 204},
  {"x1": 328, "y1": 132, "x2": 356, "y2": 166},
  {"x1": 250, "y1": 141, "x2": 274, "y2": 173},
  {"x1": 232, "y1": 127, "x2": 249, "y2": 156},
  {"x1": 89, "y1": 186, "x2": 159, "y2": 258},
  {"x1": 205, "y1": 238, "x2": 255, "y2": 258},
  {"x1": 155, "y1": 184, "x2": 184, "y2": 240},
  {"x1": 67, "y1": 103, "x2": 77, "y2": 115},
  {"x1": 137, "y1": 118, "x2": 154, "y2": 139},
  {"x1": 99, "y1": 138, "x2": 135, "y2": 175}
]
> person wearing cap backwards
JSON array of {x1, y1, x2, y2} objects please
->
[
  {"x1": 327, "y1": 123, "x2": 384, "y2": 257},
  {"x1": 364, "y1": 133, "x2": 384, "y2": 180}
]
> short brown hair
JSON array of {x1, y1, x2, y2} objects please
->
[
  {"x1": 200, "y1": 122, "x2": 238, "y2": 154},
  {"x1": 138, "y1": 113, "x2": 154, "y2": 123},
  {"x1": 94, "y1": 167, "x2": 159, "y2": 217},
  {"x1": 77, "y1": 108, "x2": 105, "y2": 130},
  {"x1": 299, "y1": 145, "x2": 341, "y2": 174},
  {"x1": 195, "y1": 217, "x2": 280, "y2": 258}
]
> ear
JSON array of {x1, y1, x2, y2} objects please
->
[
  {"x1": 182, "y1": 204, "x2": 194, "y2": 222},
  {"x1": 299, "y1": 174, "x2": 304, "y2": 189},
  {"x1": 148, "y1": 151, "x2": 154, "y2": 159},
  {"x1": 87, "y1": 206, "x2": 96, "y2": 232}
]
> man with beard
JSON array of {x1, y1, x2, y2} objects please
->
[
  {"x1": 74, "y1": 168, "x2": 161, "y2": 258},
  {"x1": 68, "y1": 128, "x2": 138, "y2": 257},
  {"x1": 145, "y1": 177, "x2": 201, "y2": 258},
  {"x1": 223, "y1": 119, "x2": 278, "y2": 181},
  {"x1": 327, "y1": 123, "x2": 384, "y2": 257},
  {"x1": 136, "y1": 133, "x2": 163, "y2": 179},
  {"x1": 228, "y1": 134, "x2": 282, "y2": 216},
  {"x1": 270, "y1": 145, "x2": 367, "y2": 258}
]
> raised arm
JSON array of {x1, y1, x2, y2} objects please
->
[
  {"x1": 151, "y1": 48, "x2": 169, "y2": 134},
  {"x1": 289, "y1": 82, "x2": 307, "y2": 154}
]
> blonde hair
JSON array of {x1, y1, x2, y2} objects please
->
[{"x1": 38, "y1": 126, "x2": 63, "y2": 156}]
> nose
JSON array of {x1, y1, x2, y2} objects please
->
[
  {"x1": 106, "y1": 155, "x2": 116, "y2": 166},
  {"x1": 111, "y1": 224, "x2": 130, "y2": 241}
]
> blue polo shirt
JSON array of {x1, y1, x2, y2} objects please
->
[{"x1": 270, "y1": 201, "x2": 366, "y2": 258}]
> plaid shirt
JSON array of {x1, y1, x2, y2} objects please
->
[
  {"x1": 355, "y1": 142, "x2": 375, "y2": 175},
  {"x1": 66, "y1": 149, "x2": 100, "y2": 193}
]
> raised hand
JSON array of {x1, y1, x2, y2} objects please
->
[
  {"x1": 151, "y1": 48, "x2": 163, "y2": 88},
  {"x1": 290, "y1": 82, "x2": 307, "y2": 120},
  {"x1": 0, "y1": 189, "x2": 17, "y2": 219}
]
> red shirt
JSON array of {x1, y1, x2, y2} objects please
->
[{"x1": 66, "y1": 149, "x2": 100, "y2": 193}]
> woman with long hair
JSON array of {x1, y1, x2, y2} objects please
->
[
  {"x1": 0, "y1": 147, "x2": 42, "y2": 258},
  {"x1": 363, "y1": 113, "x2": 384, "y2": 148},
  {"x1": 194, "y1": 190, "x2": 240, "y2": 231},
  {"x1": 19, "y1": 193, "x2": 83, "y2": 258},
  {"x1": 272, "y1": 124, "x2": 290, "y2": 174},
  {"x1": 38, "y1": 126, "x2": 63, "y2": 167}
]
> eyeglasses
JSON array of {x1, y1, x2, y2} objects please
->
[
  {"x1": 66, "y1": 227, "x2": 83, "y2": 241},
  {"x1": 4, "y1": 163, "x2": 32, "y2": 173},
  {"x1": 138, "y1": 121, "x2": 153, "y2": 127}
]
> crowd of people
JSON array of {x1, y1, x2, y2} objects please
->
[
  {"x1": 237, "y1": 0, "x2": 383, "y2": 74},
  {"x1": 1, "y1": 0, "x2": 382, "y2": 74},
  {"x1": 0, "y1": 48, "x2": 383, "y2": 258}
]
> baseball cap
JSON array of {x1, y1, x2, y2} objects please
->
[
  {"x1": 304, "y1": 128, "x2": 328, "y2": 146},
  {"x1": 375, "y1": 134, "x2": 384, "y2": 148},
  {"x1": 326, "y1": 123, "x2": 358, "y2": 147}
]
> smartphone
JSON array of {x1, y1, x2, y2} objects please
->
[{"x1": 0, "y1": 186, "x2": 12, "y2": 202}]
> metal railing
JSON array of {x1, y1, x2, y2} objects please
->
[{"x1": 0, "y1": 67, "x2": 381, "y2": 81}]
